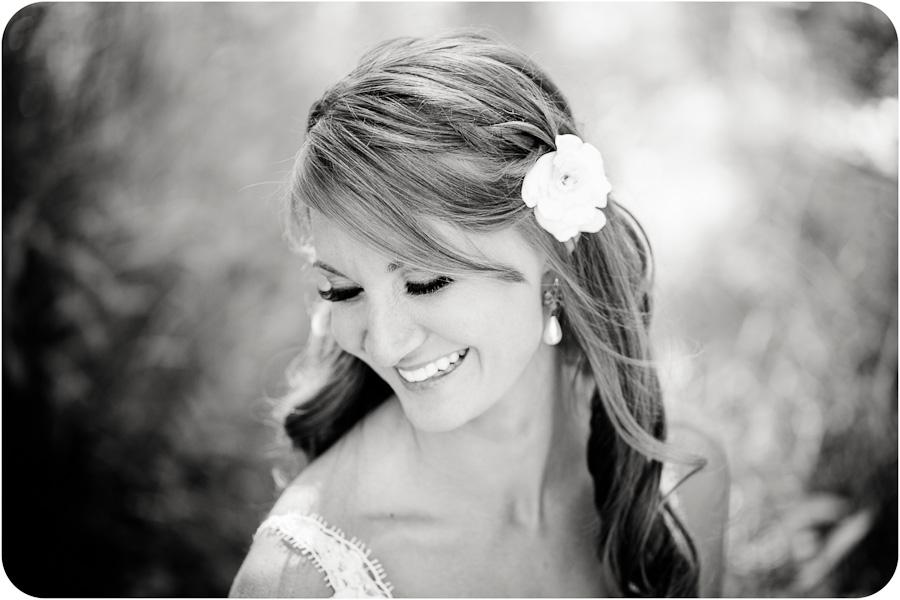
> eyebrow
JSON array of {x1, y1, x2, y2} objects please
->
[{"x1": 497, "y1": 269, "x2": 526, "y2": 283}]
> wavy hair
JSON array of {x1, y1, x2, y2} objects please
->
[{"x1": 281, "y1": 32, "x2": 702, "y2": 596}]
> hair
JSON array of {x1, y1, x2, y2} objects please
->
[{"x1": 281, "y1": 32, "x2": 703, "y2": 596}]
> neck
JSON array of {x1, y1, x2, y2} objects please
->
[{"x1": 406, "y1": 343, "x2": 587, "y2": 531}]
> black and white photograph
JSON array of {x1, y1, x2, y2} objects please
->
[{"x1": 3, "y1": 2, "x2": 897, "y2": 597}]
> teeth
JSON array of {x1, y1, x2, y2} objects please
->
[{"x1": 397, "y1": 349, "x2": 467, "y2": 383}]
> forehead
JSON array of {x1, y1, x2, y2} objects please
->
[{"x1": 308, "y1": 210, "x2": 544, "y2": 279}]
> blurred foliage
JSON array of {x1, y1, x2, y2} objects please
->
[{"x1": 2, "y1": 3, "x2": 896, "y2": 597}]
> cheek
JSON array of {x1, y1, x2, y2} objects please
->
[
  {"x1": 451, "y1": 287, "x2": 544, "y2": 352},
  {"x1": 490, "y1": 293, "x2": 544, "y2": 352},
  {"x1": 328, "y1": 305, "x2": 364, "y2": 356}
]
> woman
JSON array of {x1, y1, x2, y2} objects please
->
[{"x1": 231, "y1": 32, "x2": 729, "y2": 597}]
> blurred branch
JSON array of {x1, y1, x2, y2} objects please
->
[
  {"x1": 790, "y1": 508, "x2": 876, "y2": 594},
  {"x1": 870, "y1": 302, "x2": 898, "y2": 405}
]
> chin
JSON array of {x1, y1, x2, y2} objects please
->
[{"x1": 394, "y1": 392, "x2": 483, "y2": 433}]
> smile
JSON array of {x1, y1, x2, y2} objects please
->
[{"x1": 396, "y1": 349, "x2": 468, "y2": 384}]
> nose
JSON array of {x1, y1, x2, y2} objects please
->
[{"x1": 362, "y1": 295, "x2": 423, "y2": 368}]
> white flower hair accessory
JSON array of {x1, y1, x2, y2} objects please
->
[{"x1": 521, "y1": 134, "x2": 612, "y2": 245}]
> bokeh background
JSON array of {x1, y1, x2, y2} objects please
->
[{"x1": 3, "y1": 2, "x2": 897, "y2": 597}]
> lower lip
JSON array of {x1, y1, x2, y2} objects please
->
[{"x1": 396, "y1": 350, "x2": 468, "y2": 390}]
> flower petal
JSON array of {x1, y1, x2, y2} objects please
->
[
  {"x1": 521, "y1": 153, "x2": 554, "y2": 208},
  {"x1": 551, "y1": 225, "x2": 578, "y2": 243},
  {"x1": 555, "y1": 134, "x2": 584, "y2": 154},
  {"x1": 581, "y1": 142, "x2": 606, "y2": 171},
  {"x1": 535, "y1": 211, "x2": 579, "y2": 242},
  {"x1": 591, "y1": 178, "x2": 612, "y2": 208},
  {"x1": 580, "y1": 209, "x2": 607, "y2": 233},
  {"x1": 537, "y1": 194, "x2": 570, "y2": 218}
]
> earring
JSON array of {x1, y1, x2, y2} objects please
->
[{"x1": 542, "y1": 277, "x2": 563, "y2": 346}]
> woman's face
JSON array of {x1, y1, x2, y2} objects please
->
[{"x1": 309, "y1": 211, "x2": 551, "y2": 433}]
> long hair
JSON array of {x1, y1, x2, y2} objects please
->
[{"x1": 281, "y1": 32, "x2": 702, "y2": 596}]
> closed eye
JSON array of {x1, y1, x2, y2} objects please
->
[
  {"x1": 406, "y1": 276, "x2": 453, "y2": 296},
  {"x1": 318, "y1": 286, "x2": 362, "y2": 302},
  {"x1": 317, "y1": 277, "x2": 452, "y2": 302}
]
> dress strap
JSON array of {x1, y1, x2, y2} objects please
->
[{"x1": 256, "y1": 512, "x2": 394, "y2": 598}]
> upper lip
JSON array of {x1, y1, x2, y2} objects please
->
[{"x1": 395, "y1": 348, "x2": 467, "y2": 371}]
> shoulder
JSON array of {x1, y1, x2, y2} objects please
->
[
  {"x1": 229, "y1": 401, "x2": 400, "y2": 598},
  {"x1": 287, "y1": 396, "x2": 414, "y2": 516},
  {"x1": 229, "y1": 465, "x2": 337, "y2": 598},
  {"x1": 231, "y1": 397, "x2": 422, "y2": 598},
  {"x1": 229, "y1": 459, "x2": 334, "y2": 597},
  {"x1": 310, "y1": 396, "x2": 424, "y2": 520},
  {"x1": 666, "y1": 423, "x2": 730, "y2": 596},
  {"x1": 229, "y1": 522, "x2": 331, "y2": 598}
]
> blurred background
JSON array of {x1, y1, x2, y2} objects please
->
[{"x1": 3, "y1": 2, "x2": 896, "y2": 597}]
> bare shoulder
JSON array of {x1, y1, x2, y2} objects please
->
[
  {"x1": 228, "y1": 451, "x2": 343, "y2": 598},
  {"x1": 229, "y1": 408, "x2": 385, "y2": 599},
  {"x1": 230, "y1": 398, "x2": 419, "y2": 597},
  {"x1": 667, "y1": 422, "x2": 730, "y2": 597},
  {"x1": 229, "y1": 523, "x2": 331, "y2": 598},
  {"x1": 229, "y1": 444, "x2": 363, "y2": 600},
  {"x1": 280, "y1": 396, "x2": 413, "y2": 519}
]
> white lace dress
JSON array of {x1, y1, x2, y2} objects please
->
[{"x1": 254, "y1": 512, "x2": 394, "y2": 598}]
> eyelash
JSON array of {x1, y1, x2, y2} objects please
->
[
  {"x1": 406, "y1": 276, "x2": 453, "y2": 296},
  {"x1": 318, "y1": 277, "x2": 453, "y2": 303}
]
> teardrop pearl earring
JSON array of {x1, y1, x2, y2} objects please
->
[{"x1": 542, "y1": 277, "x2": 563, "y2": 346}]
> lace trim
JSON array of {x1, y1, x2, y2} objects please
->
[{"x1": 256, "y1": 512, "x2": 394, "y2": 598}]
